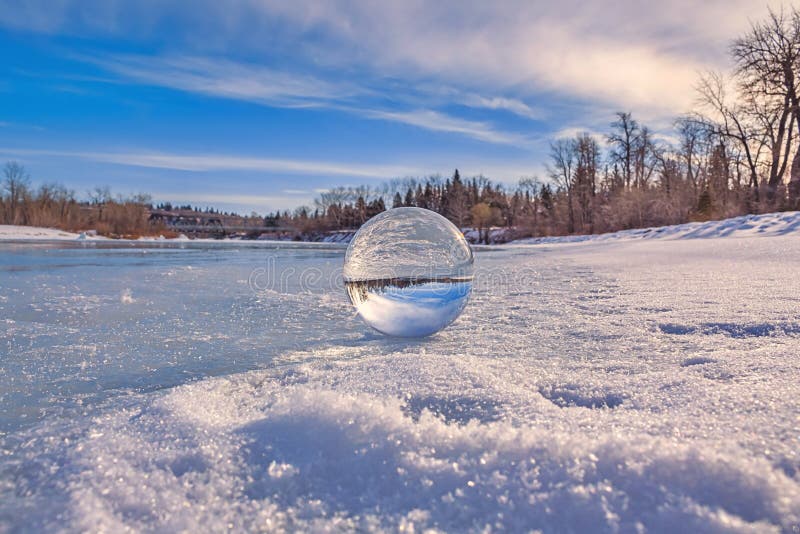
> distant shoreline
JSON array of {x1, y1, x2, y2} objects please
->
[{"x1": 3, "y1": 211, "x2": 799, "y2": 246}]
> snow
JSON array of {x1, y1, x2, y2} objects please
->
[
  {"x1": 0, "y1": 225, "x2": 105, "y2": 241},
  {"x1": 462, "y1": 226, "x2": 513, "y2": 244},
  {"x1": 321, "y1": 231, "x2": 355, "y2": 243},
  {"x1": 1, "y1": 214, "x2": 800, "y2": 532},
  {"x1": 513, "y1": 210, "x2": 800, "y2": 245}
]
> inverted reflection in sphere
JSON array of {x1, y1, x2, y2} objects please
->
[{"x1": 343, "y1": 207, "x2": 474, "y2": 337}]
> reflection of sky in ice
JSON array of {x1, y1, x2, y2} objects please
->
[{"x1": 353, "y1": 281, "x2": 472, "y2": 337}]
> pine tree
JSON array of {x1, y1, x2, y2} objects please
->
[
  {"x1": 355, "y1": 196, "x2": 367, "y2": 225},
  {"x1": 697, "y1": 188, "x2": 713, "y2": 217},
  {"x1": 404, "y1": 187, "x2": 414, "y2": 207},
  {"x1": 540, "y1": 184, "x2": 554, "y2": 212},
  {"x1": 414, "y1": 184, "x2": 425, "y2": 208}
]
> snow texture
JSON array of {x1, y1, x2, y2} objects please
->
[{"x1": 1, "y1": 213, "x2": 800, "y2": 532}]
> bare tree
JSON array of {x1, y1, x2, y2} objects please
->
[
  {"x1": 695, "y1": 72, "x2": 769, "y2": 202},
  {"x1": 731, "y1": 7, "x2": 800, "y2": 202},
  {"x1": 675, "y1": 117, "x2": 710, "y2": 195},
  {"x1": 3, "y1": 161, "x2": 31, "y2": 225},
  {"x1": 634, "y1": 126, "x2": 661, "y2": 189},
  {"x1": 314, "y1": 186, "x2": 352, "y2": 228},
  {"x1": 573, "y1": 134, "x2": 600, "y2": 232},
  {"x1": 607, "y1": 112, "x2": 639, "y2": 190},
  {"x1": 548, "y1": 138, "x2": 576, "y2": 233}
]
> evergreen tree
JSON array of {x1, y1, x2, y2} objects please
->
[
  {"x1": 404, "y1": 187, "x2": 414, "y2": 207},
  {"x1": 414, "y1": 184, "x2": 425, "y2": 208},
  {"x1": 540, "y1": 184, "x2": 554, "y2": 212},
  {"x1": 355, "y1": 196, "x2": 367, "y2": 225}
]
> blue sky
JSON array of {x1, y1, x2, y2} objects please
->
[{"x1": 0, "y1": 1, "x2": 779, "y2": 214}]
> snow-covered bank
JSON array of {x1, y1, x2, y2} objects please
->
[
  {"x1": 0, "y1": 225, "x2": 346, "y2": 247},
  {"x1": 4, "y1": 211, "x2": 799, "y2": 246},
  {"x1": 0, "y1": 225, "x2": 107, "y2": 241},
  {"x1": 513, "y1": 210, "x2": 800, "y2": 245}
]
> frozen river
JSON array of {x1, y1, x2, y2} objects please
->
[
  {"x1": 1, "y1": 234, "x2": 799, "y2": 531},
  {"x1": 0, "y1": 241, "x2": 354, "y2": 434}
]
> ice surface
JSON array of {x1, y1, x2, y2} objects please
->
[{"x1": 1, "y1": 219, "x2": 800, "y2": 531}]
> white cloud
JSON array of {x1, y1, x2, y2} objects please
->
[
  {"x1": 461, "y1": 95, "x2": 543, "y2": 120},
  {"x1": 0, "y1": 145, "x2": 545, "y2": 187},
  {"x1": 4, "y1": 1, "x2": 785, "y2": 139},
  {"x1": 551, "y1": 126, "x2": 607, "y2": 142},
  {"x1": 85, "y1": 53, "x2": 530, "y2": 146},
  {"x1": 1, "y1": 1, "x2": 785, "y2": 126},
  {"x1": 311, "y1": 1, "x2": 781, "y2": 120},
  {"x1": 91, "y1": 54, "x2": 360, "y2": 108},
  {"x1": 0, "y1": 147, "x2": 425, "y2": 179},
  {"x1": 360, "y1": 109, "x2": 531, "y2": 146}
]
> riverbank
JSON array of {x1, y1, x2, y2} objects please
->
[{"x1": 3, "y1": 211, "x2": 800, "y2": 245}]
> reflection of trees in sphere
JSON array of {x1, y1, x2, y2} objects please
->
[{"x1": 343, "y1": 207, "x2": 474, "y2": 337}]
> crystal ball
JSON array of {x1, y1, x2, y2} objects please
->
[{"x1": 343, "y1": 207, "x2": 474, "y2": 337}]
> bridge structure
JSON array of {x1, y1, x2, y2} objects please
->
[
  {"x1": 148, "y1": 209, "x2": 294, "y2": 237},
  {"x1": 165, "y1": 223, "x2": 294, "y2": 233}
]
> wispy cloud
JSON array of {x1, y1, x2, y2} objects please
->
[
  {"x1": 0, "y1": 120, "x2": 46, "y2": 131},
  {"x1": 87, "y1": 53, "x2": 531, "y2": 146},
  {"x1": 0, "y1": 145, "x2": 544, "y2": 185},
  {"x1": 461, "y1": 95, "x2": 543, "y2": 120},
  {"x1": 360, "y1": 109, "x2": 531, "y2": 146},
  {"x1": 92, "y1": 54, "x2": 361, "y2": 108},
  {"x1": 551, "y1": 126, "x2": 606, "y2": 141},
  {"x1": 0, "y1": 147, "x2": 425, "y2": 179}
]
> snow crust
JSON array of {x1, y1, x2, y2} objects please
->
[
  {"x1": 2, "y1": 216, "x2": 800, "y2": 532},
  {"x1": 6, "y1": 363, "x2": 798, "y2": 532}
]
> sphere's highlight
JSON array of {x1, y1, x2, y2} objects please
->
[{"x1": 343, "y1": 207, "x2": 474, "y2": 337}]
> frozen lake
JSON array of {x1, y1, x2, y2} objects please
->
[{"x1": 1, "y1": 234, "x2": 799, "y2": 531}]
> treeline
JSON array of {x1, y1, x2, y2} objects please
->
[
  {"x1": 287, "y1": 174, "x2": 542, "y2": 243},
  {"x1": 0, "y1": 162, "x2": 154, "y2": 237},
  {"x1": 154, "y1": 202, "x2": 240, "y2": 217},
  {"x1": 278, "y1": 8, "x2": 800, "y2": 242}
]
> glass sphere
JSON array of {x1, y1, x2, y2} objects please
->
[{"x1": 343, "y1": 207, "x2": 474, "y2": 337}]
